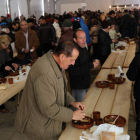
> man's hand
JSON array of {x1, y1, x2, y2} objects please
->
[
  {"x1": 72, "y1": 110, "x2": 86, "y2": 120},
  {"x1": 6, "y1": 48, "x2": 11, "y2": 53},
  {"x1": 4, "y1": 28, "x2": 10, "y2": 34},
  {"x1": 30, "y1": 47, "x2": 35, "y2": 52},
  {"x1": 70, "y1": 102, "x2": 85, "y2": 110},
  {"x1": 115, "y1": 39, "x2": 118, "y2": 43},
  {"x1": 5, "y1": 66, "x2": 12, "y2": 71},
  {"x1": 112, "y1": 39, "x2": 116, "y2": 43},
  {"x1": 24, "y1": 49, "x2": 29, "y2": 53},
  {"x1": 12, "y1": 63, "x2": 18, "y2": 70},
  {"x1": 93, "y1": 60, "x2": 100, "y2": 68}
]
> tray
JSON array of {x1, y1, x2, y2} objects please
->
[
  {"x1": 103, "y1": 115, "x2": 126, "y2": 127},
  {"x1": 9, "y1": 70, "x2": 19, "y2": 76},
  {"x1": 112, "y1": 77, "x2": 126, "y2": 84},
  {"x1": 0, "y1": 78, "x2": 7, "y2": 84},
  {"x1": 95, "y1": 81, "x2": 110, "y2": 88},
  {"x1": 72, "y1": 116, "x2": 94, "y2": 129}
]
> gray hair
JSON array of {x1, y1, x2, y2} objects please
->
[{"x1": 20, "y1": 20, "x2": 28, "y2": 26}]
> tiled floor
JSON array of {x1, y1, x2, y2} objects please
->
[{"x1": 0, "y1": 66, "x2": 137, "y2": 140}]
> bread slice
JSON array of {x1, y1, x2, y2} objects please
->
[
  {"x1": 100, "y1": 131, "x2": 116, "y2": 140},
  {"x1": 0, "y1": 83, "x2": 7, "y2": 90}
]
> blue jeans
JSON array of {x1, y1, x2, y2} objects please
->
[
  {"x1": 18, "y1": 53, "x2": 31, "y2": 65},
  {"x1": 72, "y1": 89, "x2": 88, "y2": 102}
]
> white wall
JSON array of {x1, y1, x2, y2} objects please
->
[{"x1": 0, "y1": 0, "x2": 7, "y2": 17}]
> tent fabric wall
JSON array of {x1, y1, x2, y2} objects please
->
[
  {"x1": 0, "y1": 0, "x2": 7, "y2": 17},
  {"x1": 56, "y1": 0, "x2": 100, "y2": 14},
  {"x1": 100, "y1": 0, "x2": 112, "y2": 13},
  {"x1": 30, "y1": 0, "x2": 43, "y2": 20},
  {"x1": 48, "y1": 0, "x2": 55, "y2": 14},
  {"x1": 115, "y1": 0, "x2": 140, "y2": 5},
  {"x1": 10, "y1": 0, "x2": 28, "y2": 20},
  {"x1": 44, "y1": 0, "x2": 49, "y2": 14}
]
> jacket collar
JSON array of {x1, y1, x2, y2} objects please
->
[
  {"x1": 19, "y1": 29, "x2": 31, "y2": 35},
  {"x1": 46, "y1": 50, "x2": 63, "y2": 79}
]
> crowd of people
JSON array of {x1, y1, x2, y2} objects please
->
[{"x1": 0, "y1": 8, "x2": 140, "y2": 140}]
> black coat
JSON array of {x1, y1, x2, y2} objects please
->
[
  {"x1": 126, "y1": 51, "x2": 140, "y2": 102},
  {"x1": 120, "y1": 13, "x2": 132, "y2": 30},
  {"x1": 98, "y1": 29, "x2": 112, "y2": 56},
  {"x1": 68, "y1": 42, "x2": 94, "y2": 89},
  {"x1": 38, "y1": 22, "x2": 56, "y2": 44},
  {"x1": 0, "y1": 49, "x2": 13, "y2": 78}
]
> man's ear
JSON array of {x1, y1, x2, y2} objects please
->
[
  {"x1": 59, "y1": 54, "x2": 65, "y2": 61},
  {"x1": 73, "y1": 38, "x2": 76, "y2": 42}
]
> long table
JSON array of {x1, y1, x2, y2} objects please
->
[
  {"x1": 59, "y1": 68, "x2": 132, "y2": 140},
  {"x1": 0, "y1": 77, "x2": 26, "y2": 106},
  {"x1": 102, "y1": 43, "x2": 136, "y2": 69},
  {"x1": 59, "y1": 42, "x2": 136, "y2": 139}
]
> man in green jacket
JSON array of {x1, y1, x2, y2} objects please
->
[{"x1": 15, "y1": 41, "x2": 86, "y2": 140}]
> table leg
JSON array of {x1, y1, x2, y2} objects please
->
[{"x1": 17, "y1": 91, "x2": 21, "y2": 110}]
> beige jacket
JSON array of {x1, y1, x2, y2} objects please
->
[
  {"x1": 90, "y1": 25, "x2": 101, "y2": 43},
  {"x1": 109, "y1": 29, "x2": 117, "y2": 49},
  {"x1": 15, "y1": 50, "x2": 75, "y2": 140}
]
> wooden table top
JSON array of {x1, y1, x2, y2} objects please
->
[
  {"x1": 0, "y1": 76, "x2": 26, "y2": 105},
  {"x1": 102, "y1": 43, "x2": 136, "y2": 69},
  {"x1": 59, "y1": 68, "x2": 132, "y2": 140}
]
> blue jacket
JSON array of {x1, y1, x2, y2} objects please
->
[{"x1": 80, "y1": 18, "x2": 91, "y2": 45}]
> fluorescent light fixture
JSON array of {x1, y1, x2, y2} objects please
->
[
  {"x1": 18, "y1": 5, "x2": 21, "y2": 17},
  {"x1": 42, "y1": 0, "x2": 44, "y2": 15}
]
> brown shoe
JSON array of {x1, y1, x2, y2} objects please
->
[{"x1": 0, "y1": 108, "x2": 9, "y2": 113}]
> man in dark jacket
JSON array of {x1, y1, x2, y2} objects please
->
[
  {"x1": 120, "y1": 10, "x2": 132, "y2": 38},
  {"x1": 68, "y1": 29, "x2": 99, "y2": 103},
  {"x1": 126, "y1": 51, "x2": 140, "y2": 140},
  {"x1": 38, "y1": 17, "x2": 56, "y2": 56},
  {"x1": 98, "y1": 21, "x2": 116, "y2": 65}
]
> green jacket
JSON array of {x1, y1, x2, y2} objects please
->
[{"x1": 15, "y1": 50, "x2": 75, "y2": 140}]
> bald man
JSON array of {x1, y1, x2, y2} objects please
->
[{"x1": 69, "y1": 29, "x2": 100, "y2": 103}]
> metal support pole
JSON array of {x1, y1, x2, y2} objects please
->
[{"x1": 27, "y1": 0, "x2": 31, "y2": 17}]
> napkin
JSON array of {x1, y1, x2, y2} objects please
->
[{"x1": 79, "y1": 124, "x2": 130, "y2": 140}]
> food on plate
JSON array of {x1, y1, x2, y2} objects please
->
[
  {"x1": 100, "y1": 131, "x2": 116, "y2": 140},
  {"x1": 16, "y1": 77, "x2": 19, "y2": 80},
  {"x1": 130, "y1": 41, "x2": 134, "y2": 44},
  {"x1": 116, "y1": 48, "x2": 120, "y2": 51},
  {"x1": 104, "y1": 117, "x2": 114, "y2": 124},
  {"x1": 99, "y1": 81, "x2": 109, "y2": 85},
  {"x1": 23, "y1": 73, "x2": 26, "y2": 76},
  {"x1": 0, "y1": 83, "x2": 7, "y2": 90},
  {"x1": 22, "y1": 69, "x2": 26, "y2": 73},
  {"x1": 80, "y1": 117, "x2": 90, "y2": 123}
]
